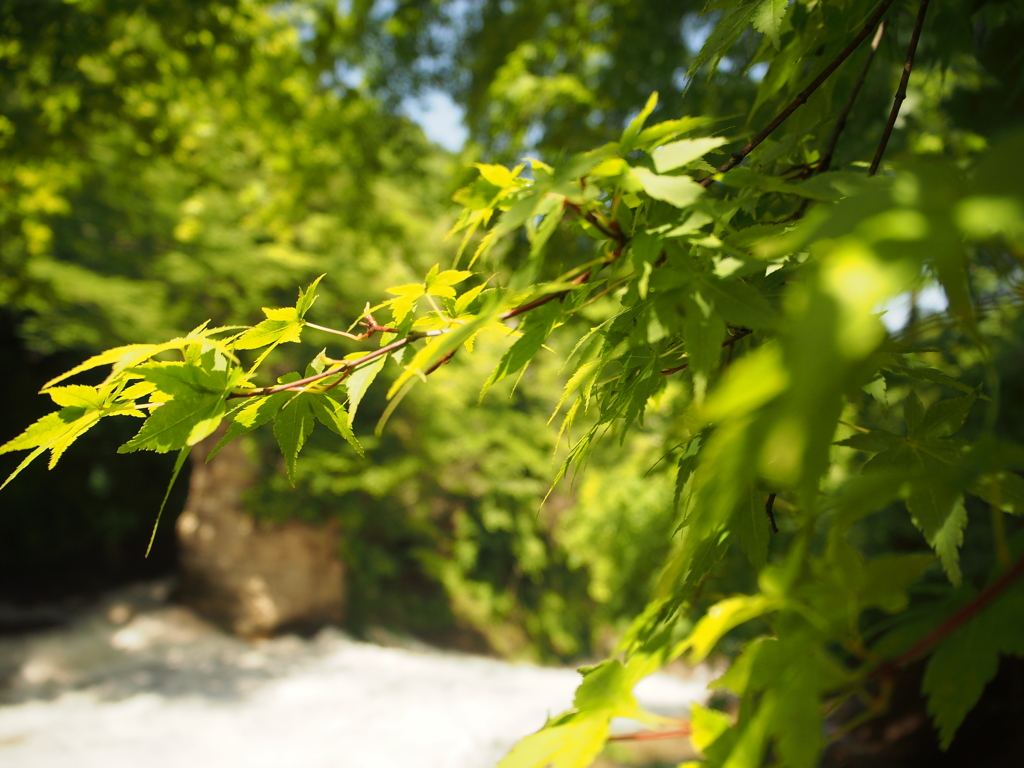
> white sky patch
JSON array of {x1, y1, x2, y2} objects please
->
[
  {"x1": 879, "y1": 284, "x2": 950, "y2": 332},
  {"x1": 403, "y1": 89, "x2": 468, "y2": 153}
]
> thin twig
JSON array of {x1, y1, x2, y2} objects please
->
[
  {"x1": 819, "y1": 21, "x2": 887, "y2": 175},
  {"x1": 230, "y1": 333, "x2": 425, "y2": 398},
  {"x1": 499, "y1": 270, "x2": 593, "y2": 321},
  {"x1": 700, "y1": 0, "x2": 897, "y2": 187},
  {"x1": 869, "y1": 0, "x2": 930, "y2": 176}
]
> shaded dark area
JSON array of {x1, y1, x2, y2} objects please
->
[
  {"x1": 825, "y1": 657, "x2": 1024, "y2": 768},
  {"x1": 0, "y1": 312, "x2": 185, "y2": 616}
]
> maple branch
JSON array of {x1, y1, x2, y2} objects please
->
[
  {"x1": 700, "y1": 0, "x2": 897, "y2": 188},
  {"x1": 230, "y1": 332, "x2": 430, "y2": 398},
  {"x1": 873, "y1": 549, "x2": 1024, "y2": 676},
  {"x1": 869, "y1": 0, "x2": 930, "y2": 176},
  {"x1": 232, "y1": 203, "x2": 631, "y2": 399}
]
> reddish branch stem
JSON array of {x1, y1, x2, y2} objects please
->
[
  {"x1": 230, "y1": 333, "x2": 421, "y2": 398},
  {"x1": 869, "y1": 0, "x2": 930, "y2": 176},
  {"x1": 895, "y1": 551, "x2": 1024, "y2": 669},
  {"x1": 607, "y1": 726, "x2": 692, "y2": 743},
  {"x1": 700, "y1": 0, "x2": 897, "y2": 188},
  {"x1": 867, "y1": 550, "x2": 1024, "y2": 681}
]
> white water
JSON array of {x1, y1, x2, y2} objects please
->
[{"x1": 0, "y1": 582, "x2": 710, "y2": 768}]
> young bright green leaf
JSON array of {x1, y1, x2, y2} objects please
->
[
  {"x1": 207, "y1": 389, "x2": 294, "y2": 461},
  {"x1": 620, "y1": 91, "x2": 658, "y2": 151},
  {"x1": 233, "y1": 306, "x2": 303, "y2": 352},
  {"x1": 345, "y1": 355, "x2": 387, "y2": 427},
  {"x1": 473, "y1": 162, "x2": 520, "y2": 189},
  {"x1": 0, "y1": 445, "x2": 48, "y2": 492},
  {"x1": 634, "y1": 116, "x2": 718, "y2": 152},
  {"x1": 273, "y1": 393, "x2": 316, "y2": 485},
  {"x1": 425, "y1": 267, "x2": 473, "y2": 298},
  {"x1": 631, "y1": 167, "x2": 703, "y2": 209},
  {"x1": 752, "y1": 0, "x2": 787, "y2": 49},
  {"x1": 40, "y1": 344, "x2": 154, "y2": 390},
  {"x1": 686, "y1": 594, "x2": 781, "y2": 662},
  {"x1": 119, "y1": 393, "x2": 227, "y2": 454},
  {"x1": 652, "y1": 137, "x2": 728, "y2": 174},
  {"x1": 388, "y1": 301, "x2": 502, "y2": 398},
  {"x1": 481, "y1": 302, "x2": 560, "y2": 399},
  {"x1": 688, "y1": 702, "x2": 734, "y2": 754},
  {"x1": 309, "y1": 393, "x2": 363, "y2": 457},
  {"x1": 1, "y1": 390, "x2": 140, "y2": 482},
  {"x1": 495, "y1": 719, "x2": 609, "y2": 768},
  {"x1": 295, "y1": 274, "x2": 325, "y2": 317},
  {"x1": 688, "y1": 2, "x2": 760, "y2": 76},
  {"x1": 386, "y1": 283, "x2": 427, "y2": 325}
]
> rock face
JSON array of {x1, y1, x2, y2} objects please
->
[{"x1": 175, "y1": 431, "x2": 343, "y2": 637}]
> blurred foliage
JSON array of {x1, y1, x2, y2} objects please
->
[{"x1": 0, "y1": 0, "x2": 684, "y2": 659}]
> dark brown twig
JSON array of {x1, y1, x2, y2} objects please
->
[
  {"x1": 765, "y1": 492, "x2": 779, "y2": 534},
  {"x1": 869, "y1": 0, "x2": 930, "y2": 176},
  {"x1": 700, "y1": 0, "x2": 897, "y2": 188}
]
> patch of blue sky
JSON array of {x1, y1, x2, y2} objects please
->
[{"x1": 403, "y1": 90, "x2": 469, "y2": 153}]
